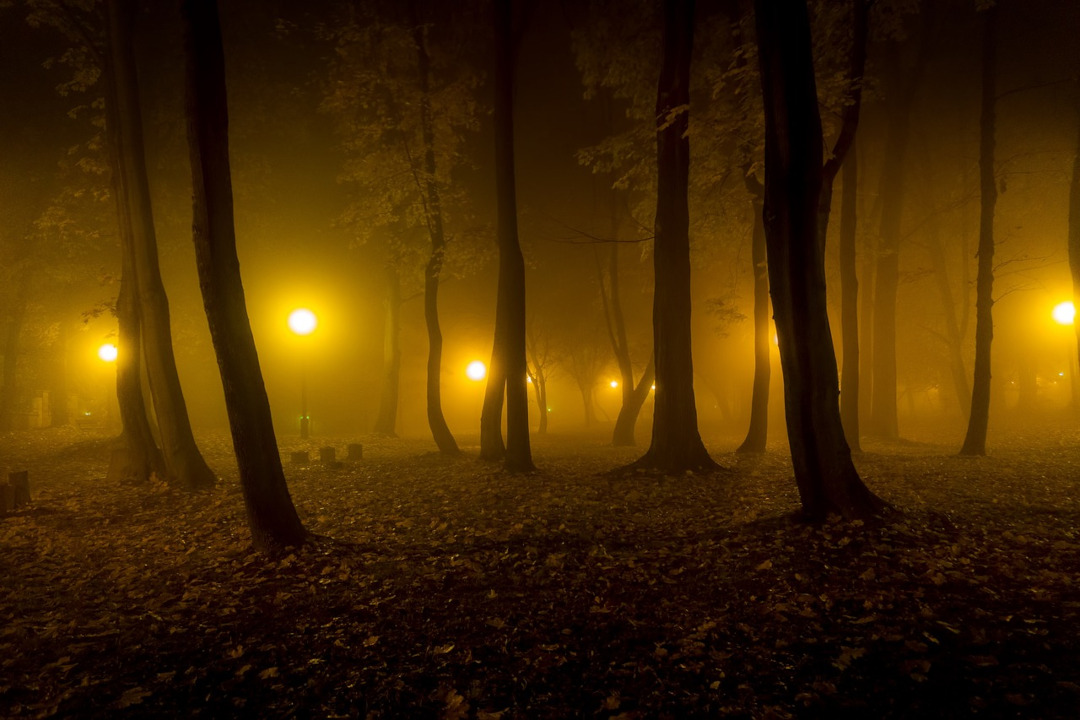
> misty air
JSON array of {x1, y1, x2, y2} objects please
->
[{"x1": 1, "y1": 0, "x2": 1079, "y2": 717}]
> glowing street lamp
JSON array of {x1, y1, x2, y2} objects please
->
[
  {"x1": 1053, "y1": 301, "x2": 1075, "y2": 326},
  {"x1": 466, "y1": 360, "x2": 487, "y2": 381},
  {"x1": 609, "y1": 380, "x2": 619, "y2": 389},
  {"x1": 289, "y1": 308, "x2": 317, "y2": 438},
  {"x1": 97, "y1": 343, "x2": 118, "y2": 363}
]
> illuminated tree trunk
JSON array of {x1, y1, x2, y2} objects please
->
[
  {"x1": 755, "y1": 0, "x2": 884, "y2": 520},
  {"x1": 373, "y1": 266, "x2": 401, "y2": 437},
  {"x1": 838, "y1": 144, "x2": 861, "y2": 452},
  {"x1": 737, "y1": 189, "x2": 770, "y2": 454},
  {"x1": 183, "y1": 0, "x2": 306, "y2": 550},
  {"x1": 107, "y1": 0, "x2": 215, "y2": 491},
  {"x1": 633, "y1": 0, "x2": 715, "y2": 473},
  {"x1": 960, "y1": 5, "x2": 998, "y2": 456},
  {"x1": 413, "y1": 20, "x2": 459, "y2": 456},
  {"x1": 482, "y1": 0, "x2": 533, "y2": 471}
]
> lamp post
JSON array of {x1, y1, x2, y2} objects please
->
[{"x1": 288, "y1": 308, "x2": 317, "y2": 438}]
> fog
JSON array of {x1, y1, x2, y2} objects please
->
[{"x1": 2, "y1": 0, "x2": 1079, "y2": 449}]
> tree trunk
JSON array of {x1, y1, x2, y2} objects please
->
[
  {"x1": 737, "y1": 190, "x2": 770, "y2": 454},
  {"x1": 1070, "y1": 78, "x2": 1080, "y2": 374},
  {"x1": 613, "y1": 358, "x2": 654, "y2": 447},
  {"x1": 925, "y1": 218, "x2": 971, "y2": 413},
  {"x1": 632, "y1": 0, "x2": 714, "y2": 473},
  {"x1": 484, "y1": 0, "x2": 533, "y2": 472},
  {"x1": 373, "y1": 266, "x2": 401, "y2": 437},
  {"x1": 413, "y1": 19, "x2": 459, "y2": 456},
  {"x1": 959, "y1": 5, "x2": 998, "y2": 456},
  {"x1": 838, "y1": 143, "x2": 861, "y2": 452},
  {"x1": 107, "y1": 0, "x2": 215, "y2": 491},
  {"x1": 50, "y1": 320, "x2": 71, "y2": 427},
  {"x1": 183, "y1": 0, "x2": 306, "y2": 551},
  {"x1": 754, "y1": 0, "x2": 885, "y2": 520},
  {"x1": 0, "y1": 296, "x2": 26, "y2": 431}
]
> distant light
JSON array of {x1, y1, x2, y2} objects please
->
[
  {"x1": 546, "y1": 407, "x2": 552, "y2": 412},
  {"x1": 650, "y1": 384, "x2": 656, "y2": 391},
  {"x1": 1053, "y1": 301, "x2": 1075, "y2": 326},
  {"x1": 527, "y1": 376, "x2": 533, "y2": 384},
  {"x1": 98, "y1": 343, "x2": 118, "y2": 362},
  {"x1": 1060, "y1": 372, "x2": 1066, "y2": 377},
  {"x1": 609, "y1": 380, "x2": 619, "y2": 389},
  {"x1": 466, "y1": 360, "x2": 486, "y2": 381},
  {"x1": 288, "y1": 308, "x2": 318, "y2": 335}
]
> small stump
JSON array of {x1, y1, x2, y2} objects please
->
[
  {"x1": 290, "y1": 451, "x2": 310, "y2": 466},
  {"x1": 347, "y1": 443, "x2": 363, "y2": 462}
]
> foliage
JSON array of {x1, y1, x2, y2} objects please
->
[
  {"x1": 318, "y1": 3, "x2": 490, "y2": 289},
  {"x1": 2, "y1": 427, "x2": 1080, "y2": 716}
]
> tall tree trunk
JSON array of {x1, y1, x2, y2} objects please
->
[
  {"x1": 925, "y1": 218, "x2": 971, "y2": 413},
  {"x1": 755, "y1": 0, "x2": 884, "y2": 520},
  {"x1": 632, "y1": 0, "x2": 714, "y2": 473},
  {"x1": 106, "y1": 0, "x2": 214, "y2": 491},
  {"x1": 960, "y1": 5, "x2": 998, "y2": 456},
  {"x1": 1070, "y1": 78, "x2": 1080, "y2": 375},
  {"x1": 50, "y1": 320, "x2": 70, "y2": 427},
  {"x1": 413, "y1": 19, "x2": 459, "y2": 456},
  {"x1": 103, "y1": 57, "x2": 164, "y2": 484},
  {"x1": 0, "y1": 296, "x2": 26, "y2": 431},
  {"x1": 868, "y1": 34, "x2": 926, "y2": 441},
  {"x1": 373, "y1": 266, "x2": 401, "y2": 437},
  {"x1": 839, "y1": 143, "x2": 861, "y2": 452},
  {"x1": 483, "y1": 0, "x2": 533, "y2": 471},
  {"x1": 183, "y1": 0, "x2": 306, "y2": 551},
  {"x1": 737, "y1": 189, "x2": 770, "y2": 454}
]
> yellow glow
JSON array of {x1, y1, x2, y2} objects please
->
[
  {"x1": 288, "y1": 308, "x2": 318, "y2": 335},
  {"x1": 650, "y1": 384, "x2": 656, "y2": 391},
  {"x1": 609, "y1": 380, "x2": 619, "y2": 389},
  {"x1": 527, "y1": 376, "x2": 533, "y2": 384},
  {"x1": 466, "y1": 360, "x2": 487, "y2": 381},
  {"x1": 1053, "y1": 301, "x2": 1075, "y2": 325},
  {"x1": 97, "y1": 343, "x2": 118, "y2": 362}
]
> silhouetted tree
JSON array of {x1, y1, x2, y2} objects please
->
[
  {"x1": 183, "y1": 0, "x2": 306, "y2": 550},
  {"x1": 106, "y1": 0, "x2": 215, "y2": 490},
  {"x1": 373, "y1": 265, "x2": 401, "y2": 437},
  {"x1": 1070, "y1": 78, "x2": 1080, "y2": 369},
  {"x1": 960, "y1": 2, "x2": 998, "y2": 456},
  {"x1": 838, "y1": 143, "x2": 861, "y2": 452},
  {"x1": 632, "y1": 0, "x2": 715, "y2": 473},
  {"x1": 481, "y1": 0, "x2": 533, "y2": 471},
  {"x1": 755, "y1": 0, "x2": 885, "y2": 519}
]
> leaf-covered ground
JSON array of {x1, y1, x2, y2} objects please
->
[{"x1": 1, "y1": 423, "x2": 1079, "y2": 718}]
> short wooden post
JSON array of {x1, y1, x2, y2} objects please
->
[
  {"x1": 347, "y1": 443, "x2": 363, "y2": 462},
  {"x1": 9, "y1": 471, "x2": 30, "y2": 507}
]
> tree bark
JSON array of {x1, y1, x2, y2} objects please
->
[
  {"x1": 960, "y1": 5, "x2": 998, "y2": 456},
  {"x1": 373, "y1": 266, "x2": 401, "y2": 437},
  {"x1": 413, "y1": 19, "x2": 459, "y2": 456},
  {"x1": 1070, "y1": 78, "x2": 1080, "y2": 377},
  {"x1": 183, "y1": 0, "x2": 306, "y2": 550},
  {"x1": 754, "y1": 0, "x2": 885, "y2": 520},
  {"x1": 838, "y1": 142, "x2": 861, "y2": 452},
  {"x1": 107, "y1": 0, "x2": 215, "y2": 491},
  {"x1": 632, "y1": 0, "x2": 715, "y2": 473},
  {"x1": 483, "y1": 0, "x2": 533, "y2": 471},
  {"x1": 737, "y1": 189, "x2": 770, "y2": 454}
]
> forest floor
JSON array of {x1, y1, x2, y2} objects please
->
[{"x1": 1, "y1": 422, "x2": 1079, "y2": 719}]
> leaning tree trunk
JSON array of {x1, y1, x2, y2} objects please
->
[
  {"x1": 838, "y1": 143, "x2": 862, "y2": 452},
  {"x1": 633, "y1": 0, "x2": 715, "y2": 473},
  {"x1": 755, "y1": 0, "x2": 885, "y2": 521},
  {"x1": 413, "y1": 20, "x2": 459, "y2": 456},
  {"x1": 107, "y1": 0, "x2": 214, "y2": 491},
  {"x1": 484, "y1": 0, "x2": 533, "y2": 472},
  {"x1": 103, "y1": 58, "x2": 164, "y2": 484},
  {"x1": 960, "y1": 5, "x2": 998, "y2": 456},
  {"x1": 613, "y1": 358, "x2": 654, "y2": 447},
  {"x1": 373, "y1": 266, "x2": 401, "y2": 437},
  {"x1": 183, "y1": 0, "x2": 306, "y2": 551},
  {"x1": 737, "y1": 189, "x2": 770, "y2": 454}
]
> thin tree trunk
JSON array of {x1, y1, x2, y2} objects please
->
[
  {"x1": 737, "y1": 190, "x2": 770, "y2": 454},
  {"x1": 107, "y1": 0, "x2": 214, "y2": 491},
  {"x1": 960, "y1": 5, "x2": 998, "y2": 456},
  {"x1": 373, "y1": 266, "x2": 401, "y2": 437},
  {"x1": 0, "y1": 297, "x2": 26, "y2": 431},
  {"x1": 413, "y1": 19, "x2": 459, "y2": 456},
  {"x1": 633, "y1": 0, "x2": 715, "y2": 473},
  {"x1": 484, "y1": 0, "x2": 532, "y2": 471},
  {"x1": 755, "y1": 0, "x2": 884, "y2": 520},
  {"x1": 839, "y1": 142, "x2": 861, "y2": 451},
  {"x1": 613, "y1": 358, "x2": 654, "y2": 447},
  {"x1": 925, "y1": 218, "x2": 971, "y2": 413},
  {"x1": 183, "y1": 0, "x2": 306, "y2": 550}
]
